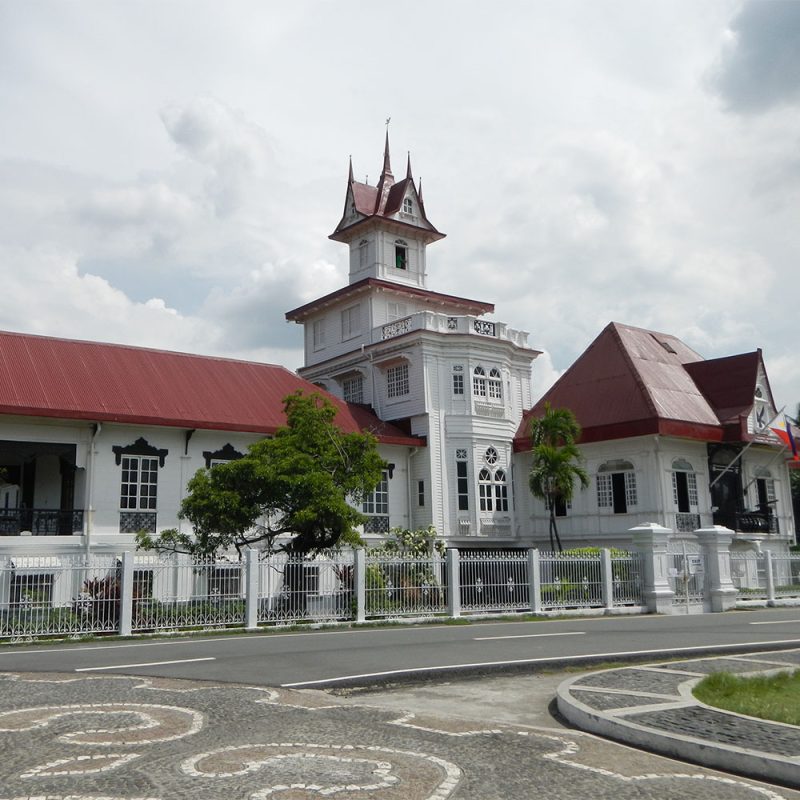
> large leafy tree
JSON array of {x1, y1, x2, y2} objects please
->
[
  {"x1": 528, "y1": 403, "x2": 589, "y2": 552},
  {"x1": 137, "y1": 391, "x2": 386, "y2": 558}
]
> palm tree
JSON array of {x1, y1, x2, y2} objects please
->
[{"x1": 528, "y1": 403, "x2": 589, "y2": 552}]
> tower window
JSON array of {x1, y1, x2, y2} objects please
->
[
  {"x1": 456, "y1": 453, "x2": 469, "y2": 511},
  {"x1": 358, "y1": 240, "x2": 369, "y2": 268},
  {"x1": 479, "y1": 468, "x2": 508, "y2": 512},
  {"x1": 394, "y1": 240, "x2": 408, "y2": 270},
  {"x1": 341, "y1": 304, "x2": 361, "y2": 340},
  {"x1": 452, "y1": 365, "x2": 464, "y2": 396},
  {"x1": 312, "y1": 319, "x2": 325, "y2": 350},
  {"x1": 402, "y1": 197, "x2": 413, "y2": 214},
  {"x1": 473, "y1": 366, "x2": 487, "y2": 397},
  {"x1": 387, "y1": 363, "x2": 409, "y2": 398}
]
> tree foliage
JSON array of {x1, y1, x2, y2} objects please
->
[
  {"x1": 137, "y1": 392, "x2": 386, "y2": 557},
  {"x1": 528, "y1": 402, "x2": 589, "y2": 552}
]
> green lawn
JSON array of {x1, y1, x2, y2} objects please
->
[{"x1": 693, "y1": 669, "x2": 800, "y2": 726}]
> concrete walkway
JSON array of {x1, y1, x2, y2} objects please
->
[{"x1": 557, "y1": 647, "x2": 800, "y2": 789}]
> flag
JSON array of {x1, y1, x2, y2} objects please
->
[{"x1": 771, "y1": 416, "x2": 800, "y2": 461}]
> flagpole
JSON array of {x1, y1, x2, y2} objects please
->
[
  {"x1": 741, "y1": 441, "x2": 789, "y2": 495},
  {"x1": 709, "y1": 406, "x2": 785, "y2": 490}
]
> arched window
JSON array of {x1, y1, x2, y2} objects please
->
[
  {"x1": 473, "y1": 366, "x2": 487, "y2": 397},
  {"x1": 402, "y1": 197, "x2": 413, "y2": 214},
  {"x1": 597, "y1": 459, "x2": 636, "y2": 513},
  {"x1": 488, "y1": 368, "x2": 502, "y2": 400},
  {"x1": 478, "y1": 465, "x2": 509, "y2": 512},
  {"x1": 671, "y1": 458, "x2": 698, "y2": 513}
]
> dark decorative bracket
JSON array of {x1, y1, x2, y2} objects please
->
[{"x1": 112, "y1": 437, "x2": 169, "y2": 467}]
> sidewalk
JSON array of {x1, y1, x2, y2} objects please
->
[{"x1": 557, "y1": 647, "x2": 800, "y2": 789}]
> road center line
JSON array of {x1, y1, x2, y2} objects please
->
[
  {"x1": 749, "y1": 620, "x2": 800, "y2": 625},
  {"x1": 75, "y1": 657, "x2": 216, "y2": 672},
  {"x1": 474, "y1": 631, "x2": 586, "y2": 641}
]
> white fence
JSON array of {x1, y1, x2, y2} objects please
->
[
  {"x1": 0, "y1": 547, "x2": 646, "y2": 641},
  {"x1": 731, "y1": 551, "x2": 800, "y2": 603}
]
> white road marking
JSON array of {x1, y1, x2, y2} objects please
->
[
  {"x1": 281, "y1": 639, "x2": 800, "y2": 687},
  {"x1": 474, "y1": 631, "x2": 585, "y2": 641},
  {"x1": 749, "y1": 619, "x2": 800, "y2": 625},
  {"x1": 75, "y1": 657, "x2": 216, "y2": 672}
]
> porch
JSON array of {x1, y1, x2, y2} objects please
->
[{"x1": 0, "y1": 440, "x2": 85, "y2": 536}]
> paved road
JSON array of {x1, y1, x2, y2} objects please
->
[{"x1": 0, "y1": 607, "x2": 798, "y2": 687}]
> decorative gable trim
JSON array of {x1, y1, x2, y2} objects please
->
[
  {"x1": 112, "y1": 437, "x2": 168, "y2": 467},
  {"x1": 202, "y1": 443, "x2": 245, "y2": 468}
]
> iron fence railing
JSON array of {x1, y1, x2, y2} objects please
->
[
  {"x1": 0, "y1": 509, "x2": 84, "y2": 536},
  {"x1": 460, "y1": 550, "x2": 529, "y2": 612},
  {"x1": 364, "y1": 554, "x2": 447, "y2": 618},
  {"x1": 611, "y1": 553, "x2": 645, "y2": 606}
]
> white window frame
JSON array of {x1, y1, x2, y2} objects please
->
[
  {"x1": 120, "y1": 455, "x2": 158, "y2": 511},
  {"x1": 343, "y1": 374, "x2": 364, "y2": 404},
  {"x1": 363, "y1": 471, "x2": 389, "y2": 515},
  {"x1": 312, "y1": 319, "x2": 326, "y2": 350},
  {"x1": 596, "y1": 460, "x2": 637, "y2": 513},
  {"x1": 402, "y1": 197, "x2": 413, "y2": 214},
  {"x1": 387, "y1": 363, "x2": 409, "y2": 399},
  {"x1": 473, "y1": 366, "x2": 487, "y2": 398}
]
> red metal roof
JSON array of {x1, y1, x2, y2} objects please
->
[
  {"x1": 514, "y1": 322, "x2": 768, "y2": 450},
  {"x1": 285, "y1": 278, "x2": 494, "y2": 321},
  {"x1": 0, "y1": 330, "x2": 424, "y2": 445}
]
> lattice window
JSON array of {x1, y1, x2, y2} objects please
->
[
  {"x1": 479, "y1": 467, "x2": 508, "y2": 512},
  {"x1": 488, "y1": 368, "x2": 502, "y2": 400},
  {"x1": 387, "y1": 364, "x2": 409, "y2": 398},
  {"x1": 343, "y1": 375, "x2": 364, "y2": 404},
  {"x1": 473, "y1": 366, "x2": 487, "y2": 397},
  {"x1": 120, "y1": 456, "x2": 158, "y2": 511},
  {"x1": 596, "y1": 473, "x2": 613, "y2": 508},
  {"x1": 403, "y1": 197, "x2": 413, "y2": 214},
  {"x1": 363, "y1": 471, "x2": 389, "y2": 515},
  {"x1": 624, "y1": 471, "x2": 637, "y2": 506}
]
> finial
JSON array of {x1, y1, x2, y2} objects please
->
[
  {"x1": 406, "y1": 151, "x2": 413, "y2": 180},
  {"x1": 381, "y1": 124, "x2": 392, "y2": 177},
  {"x1": 348, "y1": 155, "x2": 354, "y2": 183},
  {"x1": 418, "y1": 177, "x2": 424, "y2": 204}
]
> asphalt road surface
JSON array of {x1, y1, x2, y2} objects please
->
[{"x1": 0, "y1": 607, "x2": 798, "y2": 687}]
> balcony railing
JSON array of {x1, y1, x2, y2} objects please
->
[
  {"x1": 375, "y1": 312, "x2": 529, "y2": 348},
  {"x1": 713, "y1": 510, "x2": 779, "y2": 534},
  {"x1": 0, "y1": 509, "x2": 84, "y2": 536}
]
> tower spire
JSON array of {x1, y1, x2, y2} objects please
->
[
  {"x1": 406, "y1": 151, "x2": 413, "y2": 180},
  {"x1": 348, "y1": 155, "x2": 354, "y2": 183},
  {"x1": 381, "y1": 124, "x2": 393, "y2": 180}
]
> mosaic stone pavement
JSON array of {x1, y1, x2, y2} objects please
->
[{"x1": 0, "y1": 670, "x2": 798, "y2": 800}]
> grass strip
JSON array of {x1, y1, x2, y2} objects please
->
[{"x1": 693, "y1": 669, "x2": 800, "y2": 726}]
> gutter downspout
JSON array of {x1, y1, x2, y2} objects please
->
[{"x1": 86, "y1": 422, "x2": 102, "y2": 557}]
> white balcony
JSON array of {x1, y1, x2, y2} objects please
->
[{"x1": 375, "y1": 312, "x2": 529, "y2": 348}]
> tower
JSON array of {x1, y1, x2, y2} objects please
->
[{"x1": 286, "y1": 135, "x2": 540, "y2": 544}]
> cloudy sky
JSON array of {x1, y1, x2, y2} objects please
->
[{"x1": 1, "y1": 1, "x2": 798, "y2": 409}]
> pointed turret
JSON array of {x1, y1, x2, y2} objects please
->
[
  {"x1": 374, "y1": 130, "x2": 395, "y2": 215},
  {"x1": 406, "y1": 152, "x2": 413, "y2": 181}
]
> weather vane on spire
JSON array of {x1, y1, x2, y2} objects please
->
[{"x1": 385, "y1": 116, "x2": 391, "y2": 129}]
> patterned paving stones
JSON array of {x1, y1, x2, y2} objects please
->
[
  {"x1": 558, "y1": 648, "x2": 800, "y2": 790},
  {"x1": 0, "y1": 662, "x2": 797, "y2": 799}
]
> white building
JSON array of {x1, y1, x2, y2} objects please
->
[{"x1": 0, "y1": 136, "x2": 795, "y2": 565}]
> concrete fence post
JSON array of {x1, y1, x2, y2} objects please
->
[
  {"x1": 244, "y1": 548, "x2": 259, "y2": 630},
  {"x1": 765, "y1": 550, "x2": 776, "y2": 607},
  {"x1": 354, "y1": 548, "x2": 366, "y2": 623},
  {"x1": 630, "y1": 523, "x2": 675, "y2": 614},
  {"x1": 118, "y1": 550, "x2": 134, "y2": 636},
  {"x1": 601, "y1": 548, "x2": 614, "y2": 611},
  {"x1": 695, "y1": 525, "x2": 738, "y2": 613},
  {"x1": 447, "y1": 548, "x2": 461, "y2": 618},
  {"x1": 528, "y1": 549, "x2": 542, "y2": 614}
]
